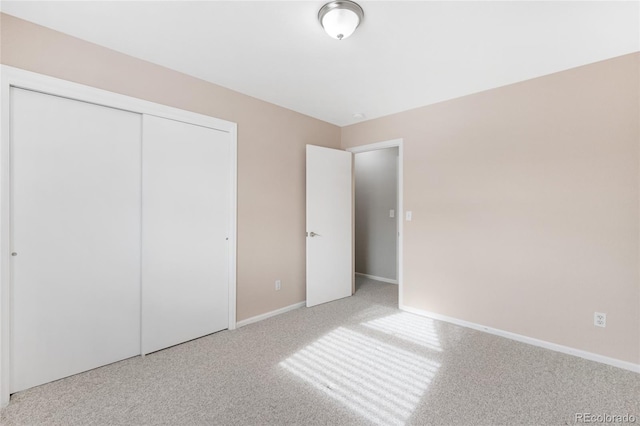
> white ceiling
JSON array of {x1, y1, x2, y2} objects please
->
[{"x1": 2, "y1": 1, "x2": 638, "y2": 126}]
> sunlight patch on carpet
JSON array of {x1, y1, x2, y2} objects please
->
[
  {"x1": 280, "y1": 327, "x2": 440, "y2": 426},
  {"x1": 362, "y1": 312, "x2": 442, "y2": 352}
]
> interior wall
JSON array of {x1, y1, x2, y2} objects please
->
[
  {"x1": 342, "y1": 53, "x2": 640, "y2": 365},
  {"x1": 354, "y1": 148, "x2": 398, "y2": 281},
  {"x1": 0, "y1": 13, "x2": 341, "y2": 322}
]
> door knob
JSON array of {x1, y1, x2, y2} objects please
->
[
  {"x1": 308, "y1": 232, "x2": 319, "y2": 237},
  {"x1": 11, "y1": 252, "x2": 17, "y2": 256}
]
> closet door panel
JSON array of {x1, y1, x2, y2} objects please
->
[
  {"x1": 142, "y1": 115, "x2": 229, "y2": 354},
  {"x1": 10, "y1": 88, "x2": 142, "y2": 392}
]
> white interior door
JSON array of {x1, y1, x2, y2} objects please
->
[
  {"x1": 142, "y1": 115, "x2": 230, "y2": 354},
  {"x1": 10, "y1": 88, "x2": 142, "y2": 392},
  {"x1": 306, "y1": 145, "x2": 353, "y2": 307}
]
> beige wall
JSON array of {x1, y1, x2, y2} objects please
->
[
  {"x1": 0, "y1": 13, "x2": 341, "y2": 321},
  {"x1": 342, "y1": 53, "x2": 640, "y2": 364}
]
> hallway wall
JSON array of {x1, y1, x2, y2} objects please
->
[{"x1": 355, "y1": 148, "x2": 398, "y2": 281}]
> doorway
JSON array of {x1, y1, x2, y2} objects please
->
[{"x1": 347, "y1": 139, "x2": 404, "y2": 306}]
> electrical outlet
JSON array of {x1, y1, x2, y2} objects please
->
[
  {"x1": 275, "y1": 280, "x2": 281, "y2": 291},
  {"x1": 594, "y1": 312, "x2": 606, "y2": 328}
]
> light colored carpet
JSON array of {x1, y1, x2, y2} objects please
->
[{"x1": 1, "y1": 276, "x2": 638, "y2": 425}]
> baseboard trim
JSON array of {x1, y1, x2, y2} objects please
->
[
  {"x1": 236, "y1": 301, "x2": 306, "y2": 328},
  {"x1": 400, "y1": 304, "x2": 640, "y2": 374},
  {"x1": 355, "y1": 272, "x2": 398, "y2": 285}
]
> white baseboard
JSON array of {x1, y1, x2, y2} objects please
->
[
  {"x1": 236, "y1": 301, "x2": 306, "y2": 328},
  {"x1": 355, "y1": 272, "x2": 398, "y2": 285},
  {"x1": 400, "y1": 304, "x2": 640, "y2": 374}
]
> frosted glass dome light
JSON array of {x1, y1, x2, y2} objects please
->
[{"x1": 318, "y1": 1, "x2": 364, "y2": 40}]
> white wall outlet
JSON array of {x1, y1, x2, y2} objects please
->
[
  {"x1": 594, "y1": 312, "x2": 606, "y2": 328},
  {"x1": 389, "y1": 209, "x2": 395, "y2": 218},
  {"x1": 405, "y1": 211, "x2": 412, "y2": 221},
  {"x1": 275, "y1": 280, "x2": 281, "y2": 291}
]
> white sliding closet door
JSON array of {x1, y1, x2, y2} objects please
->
[
  {"x1": 142, "y1": 115, "x2": 230, "y2": 354},
  {"x1": 10, "y1": 88, "x2": 142, "y2": 393}
]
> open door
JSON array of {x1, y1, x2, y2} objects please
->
[{"x1": 306, "y1": 145, "x2": 353, "y2": 307}]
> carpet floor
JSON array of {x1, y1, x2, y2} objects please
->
[{"x1": 1, "y1": 276, "x2": 638, "y2": 425}]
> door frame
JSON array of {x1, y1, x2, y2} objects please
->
[
  {"x1": 347, "y1": 139, "x2": 404, "y2": 307},
  {"x1": 0, "y1": 65, "x2": 238, "y2": 407}
]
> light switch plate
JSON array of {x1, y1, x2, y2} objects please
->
[{"x1": 406, "y1": 211, "x2": 412, "y2": 221}]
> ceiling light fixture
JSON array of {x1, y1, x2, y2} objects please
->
[{"x1": 318, "y1": 0, "x2": 364, "y2": 40}]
